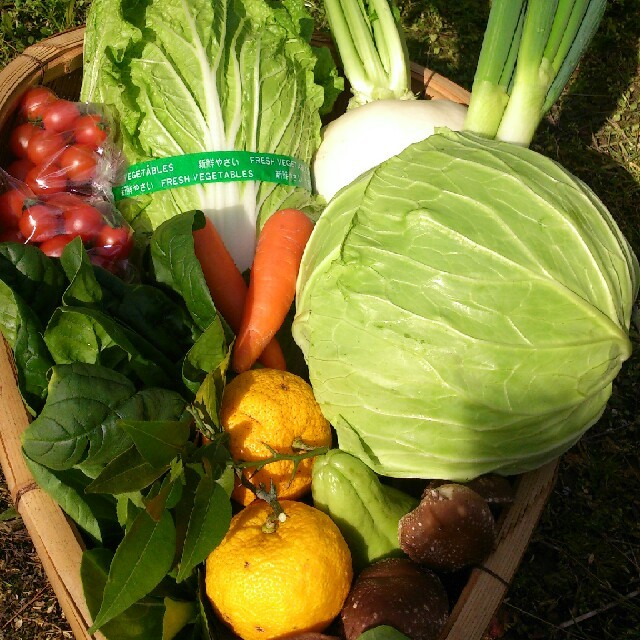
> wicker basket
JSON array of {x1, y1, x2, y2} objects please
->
[{"x1": 0, "y1": 26, "x2": 559, "y2": 640}]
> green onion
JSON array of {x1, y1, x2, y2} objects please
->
[
  {"x1": 463, "y1": 0, "x2": 527, "y2": 138},
  {"x1": 464, "y1": 0, "x2": 607, "y2": 146},
  {"x1": 543, "y1": 0, "x2": 607, "y2": 112},
  {"x1": 323, "y1": 0, "x2": 414, "y2": 107}
]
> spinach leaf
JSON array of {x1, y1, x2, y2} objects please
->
[
  {"x1": 86, "y1": 446, "x2": 170, "y2": 495},
  {"x1": 176, "y1": 474, "x2": 231, "y2": 583},
  {"x1": 116, "y1": 387, "x2": 187, "y2": 424},
  {"x1": 0, "y1": 242, "x2": 66, "y2": 321},
  {"x1": 82, "y1": 547, "x2": 165, "y2": 640},
  {"x1": 93, "y1": 266, "x2": 197, "y2": 362},
  {"x1": 182, "y1": 318, "x2": 230, "y2": 395},
  {"x1": 20, "y1": 366, "x2": 186, "y2": 471},
  {"x1": 22, "y1": 363, "x2": 137, "y2": 470},
  {"x1": 88, "y1": 509, "x2": 176, "y2": 632},
  {"x1": 106, "y1": 283, "x2": 196, "y2": 362},
  {"x1": 150, "y1": 211, "x2": 231, "y2": 340},
  {"x1": 120, "y1": 418, "x2": 191, "y2": 468},
  {"x1": 60, "y1": 237, "x2": 104, "y2": 307},
  {"x1": 0, "y1": 280, "x2": 53, "y2": 413},
  {"x1": 44, "y1": 306, "x2": 178, "y2": 389}
]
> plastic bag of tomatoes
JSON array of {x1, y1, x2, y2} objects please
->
[{"x1": 0, "y1": 86, "x2": 133, "y2": 275}]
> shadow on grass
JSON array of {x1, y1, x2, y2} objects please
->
[{"x1": 536, "y1": 0, "x2": 640, "y2": 254}]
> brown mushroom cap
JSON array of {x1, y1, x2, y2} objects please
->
[
  {"x1": 398, "y1": 483, "x2": 497, "y2": 572},
  {"x1": 425, "y1": 474, "x2": 515, "y2": 506},
  {"x1": 341, "y1": 558, "x2": 449, "y2": 640}
]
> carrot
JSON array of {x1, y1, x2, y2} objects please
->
[
  {"x1": 193, "y1": 218, "x2": 286, "y2": 371},
  {"x1": 232, "y1": 208, "x2": 314, "y2": 373}
]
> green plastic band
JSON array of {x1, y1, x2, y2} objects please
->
[{"x1": 112, "y1": 151, "x2": 312, "y2": 201}]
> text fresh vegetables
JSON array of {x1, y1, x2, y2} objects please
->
[
  {"x1": 293, "y1": 129, "x2": 639, "y2": 480},
  {"x1": 80, "y1": 0, "x2": 341, "y2": 271}
]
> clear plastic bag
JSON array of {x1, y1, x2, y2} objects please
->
[{"x1": 0, "y1": 86, "x2": 133, "y2": 275}]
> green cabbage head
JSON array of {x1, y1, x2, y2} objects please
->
[{"x1": 293, "y1": 129, "x2": 639, "y2": 481}]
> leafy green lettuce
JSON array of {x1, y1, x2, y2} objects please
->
[
  {"x1": 293, "y1": 129, "x2": 639, "y2": 481},
  {"x1": 81, "y1": 0, "x2": 341, "y2": 271}
]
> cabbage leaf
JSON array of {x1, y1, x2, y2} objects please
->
[
  {"x1": 293, "y1": 129, "x2": 639, "y2": 480},
  {"x1": 81, "y1": 0, "x2": 340, "y2": 271}
]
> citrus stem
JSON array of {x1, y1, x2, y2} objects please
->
[
  {"x1": 235, "y1": 441, "x2": 330, "y2": 533},
  {"x1": 262, "y1": 508, "x2": 287, "y2": 534},
  {"x1": 235, "y1": 474, "x2": 287, "y2": 533},
  {"x1": 234, "y1": 443, "x2": 329, "y2": 472}
]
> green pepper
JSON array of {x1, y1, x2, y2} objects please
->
[{"x1": 311, "y1": 449, "x2": 418, "y2": 571}]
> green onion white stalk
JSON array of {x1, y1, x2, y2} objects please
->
[
  {"x1": 323, "y1": 0, "x2": 414, "y2": 106},
  {"x1": 464, "y1": 0, "x2": 607, "y2": 146}
]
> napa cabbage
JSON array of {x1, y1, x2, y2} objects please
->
[
  {"x1": 293, "y1": 129, "x2": 639, "y2": 481},
  {"x1": 81, "y1": 0, "x2": 341, "y2": 271}
]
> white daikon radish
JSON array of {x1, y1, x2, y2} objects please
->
[
  {"x1": 314, "y1": 98, "x2": 468, "y2": 202},
  {"x1": 313, "y1": 0, "x2": 467, "y2": 201}
]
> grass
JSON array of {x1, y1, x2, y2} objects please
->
[
  {"x1": 0, "y1": 0, "x2": 90, "y2": 67},
  {"x1": 0, "y1": 1, "x2": 639, "y2": 639}
]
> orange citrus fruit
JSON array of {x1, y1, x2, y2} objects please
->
[
  {"x1": 221, "y1": 368, "x2": 332, "y2": 505},
  {"x1": 205, "y1": 499, "x2": 353, "y2": 640}
]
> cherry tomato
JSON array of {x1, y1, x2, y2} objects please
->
[
  {"x1": 0, "y1": 228, "x2": 27, "y2": 243},
  {"x1": 39, "y1": 234, "x2": 75, "y2": 257},
  {"x1": 19, "y1": 203, "x2": 63, "y2": 242},
  {"x1": 0, "y1": 189, "x2": 29, "y2": 228},
  {"x1": 59, "y1": 144, "x2": 98, "y2": 183},
  {"x1": 94, "y1": 224, "x2": 133, "y2": 260},
  {"x1": 63, "y1": 203, "x2": 104, "y2": 242},
  {"x1": 73, "y1": 113, "x2": 109, "y2": 148},
  {"x1": 26, "y1": 129, "x2": 67, "y2": 165},
  {"x1": 9, "y1": 122, "x2": 41, "y2": 159},
  {"x1": 43, "y1": 192, "x2": 87, "y2": 209},
  {"x1": 41, "y1": 99, "x2": 81, "y2": 133},
  {"x1": 6, "y1": 159, "x2": 35, "y2": 182},
  {"x1": 19, "y1": 86, "x2": 57, "y2": 121},
  {"x1": 25, "y1": 164, "x2": 68, "y2": 196}
]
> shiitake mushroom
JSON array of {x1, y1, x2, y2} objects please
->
[
  {"x1": 398, "y1": 483, "x2": 497, "y2": 572},
  {"x1": 426, "y1": 474, "x2": 515, "y2": 506},
  {"x1": 340, "y1": 558, "x2": 449, "y2": 640}
]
